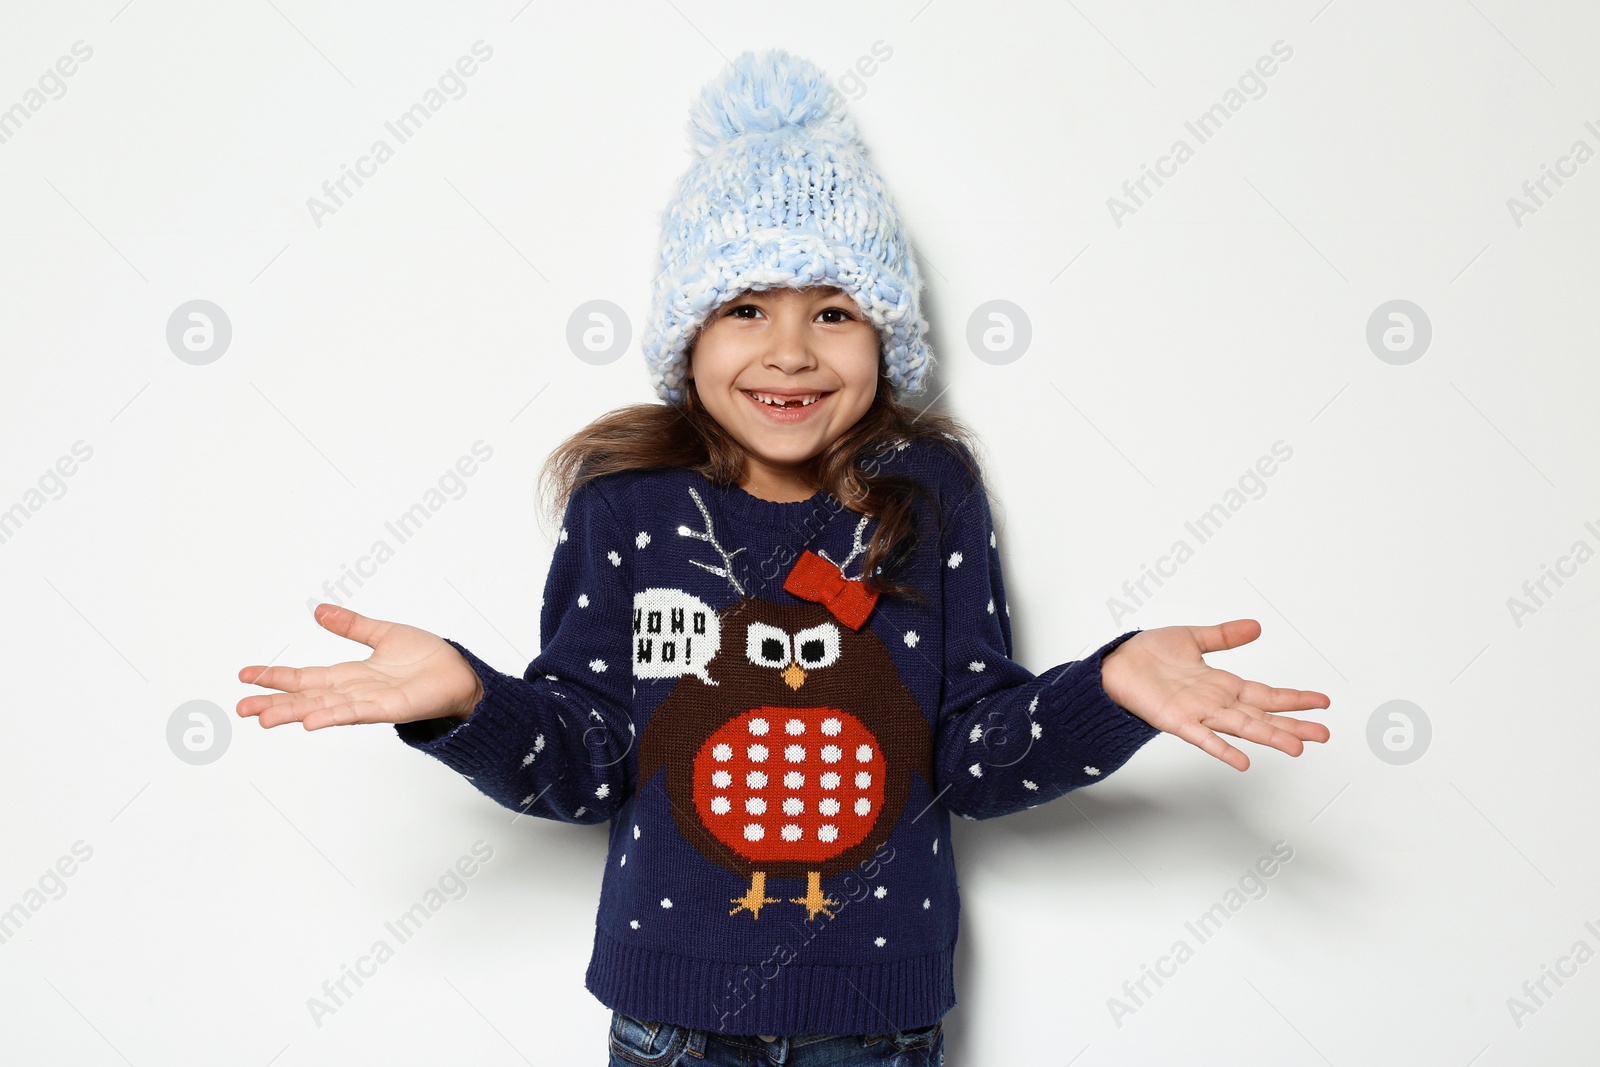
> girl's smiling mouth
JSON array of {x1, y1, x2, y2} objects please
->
[{"x1": 741, "y1": 389, "x2": 835, "y2": 421}]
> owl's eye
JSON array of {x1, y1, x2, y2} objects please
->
[
  {"x1": 746, "y1": 622, "x2": 792, "y2": 668},
  {"x1": 792, "y1": 621, "x2": 841, "y2": 669}
]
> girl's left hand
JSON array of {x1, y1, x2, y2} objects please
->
[{"x1": 1100, "y1": 619, "x2": 1330, "y2": 771}]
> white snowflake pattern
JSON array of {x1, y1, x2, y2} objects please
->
[
  {"x1": 968, "y1": 763, "x2": 983, "y2": 777},
  {"x1": 986, "y1": 598, "x2": 994, "y2": 614},
  {"x1": 1084, "y1": 766, "x2": 1101, "y2": 776},
  {"x1": 990, "y1": 530, "x2": 996, "y2": 548},
  {"x1": 630, "y1": 919, "x2": 640, "y2": 929},
  {"x1": 633, "y1": 825, "x2": 641, "y2": 839},
  {"x1": 577, "y1": 593, "x2": 590, "y2": 608},
  {"x1": 904, "y1": 630, "x2": 919, "y2": 648},
  {"x1": 596, "y1": 783, "x2": 610, "y2": 798},
  {"x1": 874, "y1": 886, "x2": 887, "y2": 899},
  {"x1": 521, "y1": 735, "x2": 546, "y2": 765},
  {"x1": 620, "y1": 854, "x2": 626, "y2": 866},
  {"x1": 947, "y1": 550, "x2": 963, "y2": 569},
  {"x1": 589, "y1": 658, "x2": 608, "y2": 673},
  {"x1": 923, "y1": 898, "x2": 931, "y2": 909},
  {"x1": 968, "y1": 661, "x2": 986, "y2": 673},
  {"x1": 1022, "y1": 780, "x2": 1038, "y2": 791},
  {"x1": 574, "y1": 806, "x2": 586, "y2": 817},
  {"x1": 635, "y1": 531, "x2": 651, "y2": 549},
  {"x1": 1030, "y1": 721, "x2": 1042, "y2": 739},
  {"x1": 968, "y1": 724, "x2": 983, "y2": 743},
  {"x1": 933, "y1": 839, "x2": 938, "y2": 854},
  {"x1": 559, "y1": 527, "x2": 568, "y2": 542},
  {"x1": 661, "y1": 898, "x2": 673, "y2": 909},
  {"x1": 874, "y1": 936, "x2": 887, "y2": 947},
  {"x1": 608, "y1": 550, "x2": 621, "y2": 567}
]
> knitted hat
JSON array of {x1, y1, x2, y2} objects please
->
[{"x1": 642, "y1": 48, "x2": 933, "y2": 407}]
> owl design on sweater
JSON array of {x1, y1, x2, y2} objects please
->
[{"x1": 635, "y1": 487, "x2": 933, "y2": 921}]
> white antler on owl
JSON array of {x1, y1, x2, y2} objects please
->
[
  {"x1": 817, "y1": 515, "x2": 873, "y2": 581},
  {"x1": 679, "y1": 487, "x2": 748, "y2": 596}
]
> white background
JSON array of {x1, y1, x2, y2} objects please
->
[{"x1": 2, "y1": 1, "x2": 1597, "y2": 1064}]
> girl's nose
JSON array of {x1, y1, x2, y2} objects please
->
[{"x1": 763, "y1": 331, "x2": 817, "y2": 373}]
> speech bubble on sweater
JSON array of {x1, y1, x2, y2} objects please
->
[{"x1": 633, "y1": 588, "x2": 721, "y2": 685}]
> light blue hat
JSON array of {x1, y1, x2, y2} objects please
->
[{"x1": 642, "y1": 48, "x2": 933, "y2": 407}]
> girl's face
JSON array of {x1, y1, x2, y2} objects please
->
[{"x1": 687, "y1": 285, "x2": 879, "y2": 500}]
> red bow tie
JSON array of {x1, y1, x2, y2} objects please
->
[{"x1": 783, "y1": 549, "x2": 880, "y2": 630}]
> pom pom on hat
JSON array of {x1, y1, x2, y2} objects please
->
[
  {"x1": 685, "y1": 49, "x2": 860, "y2": 157},
  {"x1": 642, "y1": 48, "x2": 933, "y2": 407}
]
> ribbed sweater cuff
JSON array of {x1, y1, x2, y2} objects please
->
[
  {"x1": 1045, "y1": 628, "x2": 1160, "y2": 766},
  {"x1": 392, "y1": 639, "x2": 534, "y2": 782}
]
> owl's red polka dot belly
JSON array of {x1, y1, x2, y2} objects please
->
[{"x1": 693, "y1": 707, "x2": 886, "y2": 863}]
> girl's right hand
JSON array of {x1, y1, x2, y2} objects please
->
[{"x1": 236, "y1": 603, "x2": 485, "y2": 731}]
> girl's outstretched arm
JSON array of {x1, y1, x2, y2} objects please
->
[
  {"x1": 392, "y1": 480, "x2": 638, "y2": 824},
  {"x1": 237, "y1": 479, "x2": 637, "y2": 825},
  {"x1": 931, "y1": 483, "x2": 1163, "y2": 821}
]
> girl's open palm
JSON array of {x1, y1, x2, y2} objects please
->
[
  {"x1": 236, "y1": 604, "x2": 482, "y2": 730},
  {"x1": 1100, "y1": 618, "x2": 1330, "y2": 771}
]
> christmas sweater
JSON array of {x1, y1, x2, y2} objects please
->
[{"x1": 394, "y1": 435, "x2": 1160, "y2": 1036}]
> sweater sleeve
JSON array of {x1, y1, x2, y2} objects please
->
[
  {"x1": 933, "y1": 483, "x2": 1160, "y2": 820},
  {"x1": 392, "y1": 480, "x2": 635, "y2": 825}
]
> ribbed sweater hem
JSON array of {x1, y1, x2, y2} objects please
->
[{"x1": 584, "y1": 926, "x2": 956, "y2": 1037}]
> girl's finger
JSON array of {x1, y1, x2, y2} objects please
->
[
  {"x1": 303, "y1": 698, "x2": 383, "y2": 731},
  {"x1": 1231, "y1": 697, "x2": 1331, "y2": 744},
  {"x1": 236, "y1": 690, "x2": 302, "y2": 718},
  {"x1": 1211, "y1": 703, "x2": 1325, "y2": 755},
  {"x1": 1238, "y1": 679, "x2": 1331, "y2": 713},
  {"x1": 1188, "y1": 619, "x2": 1262, "y2": 657},
  {"x1": 237, "y1": 663, "x2": 331, "y2": 695},
  {"x1": 257, "y1": 691, "x2": 337, "y2": 729},
  {"x1": 1172, "y1": 719, "x2": 1250, "y2": 772},
  {"x1": 313, "y1": 603, "x2": 392, "y2": 651},
  {"x1": 1204, "y1": 704, "x2": 1301, "y2": 756}
]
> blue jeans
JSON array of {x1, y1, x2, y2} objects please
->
[{"x1": 607, "y1": 1009, "x2": 945, "y2": 1066}]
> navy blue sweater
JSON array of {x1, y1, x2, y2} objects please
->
[{"x1": 395, "y1": 435, "x2": 1160, "y2": 1036}]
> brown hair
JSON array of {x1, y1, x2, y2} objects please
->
[{"x1": 537, "y1": 365, "x2": 991, "y2": 608}]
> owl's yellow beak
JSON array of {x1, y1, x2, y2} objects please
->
[{"x1": 782, "y1": 662, "x2": 807, "y2": 690}]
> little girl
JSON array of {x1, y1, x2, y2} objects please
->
[{"x1": 238, "y1": 49, "x2": 1329, "y2": 1065}]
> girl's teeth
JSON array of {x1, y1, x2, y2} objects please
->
[{"x1": 750, "y1": 392, "x2": 821, "y2": 407}]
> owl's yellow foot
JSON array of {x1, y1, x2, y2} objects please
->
[
  {"x1": 789, "y1": 870, "x2": 839, "y2": 920},
  {"x1": 730, "y1": 870, "x2": 779, "y2": 919}
]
